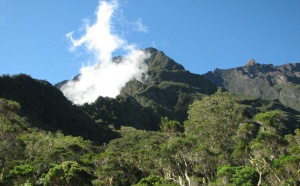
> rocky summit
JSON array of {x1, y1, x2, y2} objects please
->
[{"x1": 203, "y1": 61, "x2": 300, "y2": 111}]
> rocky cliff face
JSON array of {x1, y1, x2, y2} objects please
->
[{"x1": 203, "y1": 61, "x2": 300, "y2": 111}]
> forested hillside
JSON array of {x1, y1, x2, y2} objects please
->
[
  {"x1": 0, "y1": 48, "x2": 300, "y2": 185},
  {"x1": 0, "y1": 74, "x2": 118, "y2": 144}
]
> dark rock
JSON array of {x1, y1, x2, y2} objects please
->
[{"x1": 203, "y1": 62, "x2": 300, "y2": 111}]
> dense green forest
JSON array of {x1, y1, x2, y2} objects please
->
[
  {"x1": 0, "y1": 90, "x2": 299, "y2": 185},
  {"x1": 0, "y1": 48, "x2": 300, "y2": 185}
]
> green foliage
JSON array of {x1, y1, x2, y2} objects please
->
[
  {"x1": 9, "y1": 165, "x2": 33, "y2": 176},
  {"x1": 234, "y1": 123, "x2": 257, "y2": 143},
  {"x1": 0, "y1": 98, "x2": 20, "y2": 112},
  {"x1": 43, "y1": 161, "x2": 93, "y2": 186},
  {"x1": 273, "y1": 155, "x2": 300, "y2": 183},
  {"x1": 184, "y1": 91, "x2": 246, "y2": 154},
  {"x1": 8, "y1": 164, "x2": 34, "y2": 185},
  {"x1": 90, "y1": 128, "x2": 170, "y2": 185},
  {"x1": 285, "y1": 129, "x2": 300, "y2": 157},
  {"x1": 83, "y1": 95, "x2": 156, "y2": 130},
  {"x1": 0, "y1": 99, "x2": 100, "y2": 185},
  {"x1": 160, "y1": 117, "x2": 183, "y2": 133},
  {"x1": 254, "y1": 110, "x2": 287, "y2": 134},
  {"x1": 251, "y1": 131, "x2": 287, "y2": 162},
  {"x1": 0, "y1": 90, "x2": 298, "y2": 186},
  {"x1": 230, "y1": 167, "x2": 258, "y2": 186},
  {"x1": 134, "y1": 175, "x2": 178, "y2": 186},
  {"x1": 136, "y1": 175, "x2": 163, "y2": 185},
  {"x1": 216, "y1": 165, "x2": 258, "y2": 185}
]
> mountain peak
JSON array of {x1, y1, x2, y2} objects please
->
[
  {"x1": 144, "y1": 48, "x2": 185, "y2": 70},
  {"x1": 245, "y1": 59, "x2": 257, "y2": 66}
]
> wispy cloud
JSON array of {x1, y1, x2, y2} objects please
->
[
  {"x1": 66, "y1": 0, "x2": 123, "y2": 62},
  {"x1": 61, "y1": 0, "x2": 149, "y2": 104},
  {"x1": 133, "y1": 18, "x2": 148, "y2": 33}
]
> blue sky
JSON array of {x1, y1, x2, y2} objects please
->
[{"x1": 1, "y1": 0, "x2": 300, "y2": 85}]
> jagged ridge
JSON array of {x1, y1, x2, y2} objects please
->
[{"x1": 203, "y1": 61, "x2": 300, "y2": 111}]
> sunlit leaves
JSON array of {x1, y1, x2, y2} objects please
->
[
  {"x1": 254, "y1": 110, "x2": 287, "y2": 134},
  {"x1": 184, "y1": 91, "x2": 245, "y2": 154},
  {"x1": 216, "y1": 165, "x2": 258, "y2": 185},
  {"x1": 43, "y1": 161, "x2": 93, "y2": 186}
]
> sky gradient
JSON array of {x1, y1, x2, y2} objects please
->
[{"x1": 1, "y1": 0, "x2": 300, "y2": 85}]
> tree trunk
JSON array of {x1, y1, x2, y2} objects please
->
[
  {"x1": 184, "y1": 171, "x2": 191, "y2": 186},
  {"x1": 257, "y1": 166, "x2": 262, "y2": 186}
]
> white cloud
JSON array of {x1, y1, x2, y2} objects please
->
[
  {"x1": 66, "y1": 0, "x2": 123, "y2": 62},
  {"x1": 133, "y1": 18, "x2": 148, "y2": 33},
  {"x1": 61, "y1": 0, "x2": 150, "y2": 104}
]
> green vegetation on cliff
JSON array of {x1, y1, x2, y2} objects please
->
[{"x1": 0, "y1": 74, "x2": 118, "y2": 143}]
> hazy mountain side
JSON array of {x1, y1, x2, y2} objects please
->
[
  {"x1": 117, "y1": 49, "x2": 217, "y2": 128},
  {"x1": 81, "y1": 74, "x2": 216, "y2": 131},
  {"x1": 55, "y1": 47, "x2": 213, "y2": 92},
  {"x1": 0, "y1": 74, "x2": 118, "y2": 143},
  {"x1": 55, "y1": 79, "x2": 68, "y2": 90},
  {"x1": 203, "y1": 61, "x2": 300, "y2": 111},
  {"x1": 54, "y1": 47, "x2": 184, "y2": 89},
  {"x1": 55, "y1": 48, "x2": 217, "y2": 130}
]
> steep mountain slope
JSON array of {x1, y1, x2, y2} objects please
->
[
  {"x1": 0, "y1": 74, "x2": 118, "y2": 143},
  {"x1": 79, "y1": 48, "x2": 218, "y2": 130},
  {"x1": 132, "y1": 49, "x2": 217, "y2": 116},
  {"x1": 203, "y1": 60, "x2": 300, "y2": 111}
]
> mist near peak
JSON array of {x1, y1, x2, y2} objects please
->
[{"x1": 61, "y1": 0, "x2": 150, "y2": 104}]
